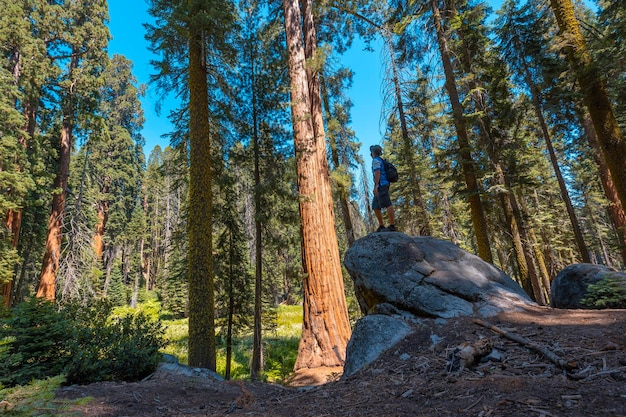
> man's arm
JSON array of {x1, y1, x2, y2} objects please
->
[{"x1": 374, "y1": 170, "x2": 380, "y2": 195}]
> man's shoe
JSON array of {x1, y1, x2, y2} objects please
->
[
  {"x1": 376, "y1": 225, "x2": 386, "y2": 232},
  {"x1": 385, "y1": 225, "x2": 396, "y2": 232}
]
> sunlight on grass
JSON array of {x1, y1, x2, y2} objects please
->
[
  {"x1": 5, "y1": 305, "x2": 303, "y2": 414},
  {"x1": 162, "y1": 317, "x2": 189, "y2": 365},
  {"x1": 0, "y1": 375, "x2": 87, "y2": 416},
  {"x1": 162, "y1": 304, "x2": 302, "y2": 382}
]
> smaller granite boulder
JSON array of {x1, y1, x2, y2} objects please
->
[
  {"x1": 551, "y1": 263, "x2": 626, "y2": 309},
  {"x1": 342, "y1": 314, "x2": 421, "y2": 378}
]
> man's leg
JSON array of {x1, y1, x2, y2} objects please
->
[
  {"x1": 374, "y1": 208, "x2": 384, "y2": 229},
  {"x1": 386, "y1": 206, "x2": 395, "y2": 226}
]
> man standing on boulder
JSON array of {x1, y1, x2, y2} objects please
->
[{"x1": 370, "y1": 145, "x2": 396, "y2": 232}]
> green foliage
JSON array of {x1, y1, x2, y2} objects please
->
[
  {"x1": 0, "y1": 375, "x2": 85, "y2": 416},
  {"x1": 581, "y1": 276, "x2": 626, "y2": 309},
  {"x1": 0, "y1": 298, "x2": 69, "y2": 387},
  {"x1": 161, "y1": 304, "x2": 301, "y2": 382},
  {"x1": 262, "y1": 335, "x2": 300, "y2": 382},
  {"x1": 162, "y1": 317, "x2": 189, "y2": 364},
  {"x1": 0, "y1": 298, "x2": 166, "y2": 388},
  {"x1": 64, "y1": 300, "x2": 166, "y2": 384},
  {"x1": 107, "y1": 260, "x2": 128, "y2": 306},
  {"x1": 113, "y1": 292, "x2": 162, "y2": 321}
]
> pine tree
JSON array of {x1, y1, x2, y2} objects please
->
[
  {"x1": 146, "y1": 0, "x2": 237, "y2": 370},
  {"x1": 549, "y1": 0, "x2": 626, "y2": 211},
  {"x1": 214, "y1": 168, "x2": 253, "y2": 380},
  {"x1": 428, "y1": 0, "x2": 493, "y2": 263}
]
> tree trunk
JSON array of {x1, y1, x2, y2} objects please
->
[
  {"x1": 383, "y1": 31, "x2": 432, "y2": 236},
  {"x1": 518, "y1": 55, "x2": 590, "y2": 263},
  {"x1": 250, "y1": 69, "x2": 263, "y2": 380},
  {"x1": 430, "y1": 0, "x2": 492, "y2": 263},
  {"x1": 144, "y1": 190, "x2": 152, "y2": 289},
  {"x1": 581, "y1": 114, "x2": 626, "y2": 265},
  {"x1": 225, "y1": 228, "x2": 234, "y2": 380},
  {"x1": 451, "y1": 8, "x2": 542, "y2": 301},
  {"x1": 361, "y1": 162, "x2": 374, "y2": 229},
  {"x1": 130, "y1": 234, "x2": 144, "y2": 308},
  {"x1": 519, "y1": 188, "x2": 554, "y2": 296},
  {"x1": 549, "y1": 0, "x2": 626, "y2": 211},
  {"x1": 498, "y1": 166, "x2": 543, "y2": 300},
  {"x1": 320, "y1": 76, "x2": 356, "y2": 246},
  {"x1": 187, "y1": 26, "x2": 216, "y2": 371},
  {"x1": 37, "y1": 109, "x2": 73, "y2": 300},
  {"x1": 93, "y1": 200, "x2": 108, "y2": 259},
  {"x1": 284, "y1": 0, "x2": 352, "y2": 370},
  {"x1": 1, "y1": 205, "x2": 20, "y2": 306}
]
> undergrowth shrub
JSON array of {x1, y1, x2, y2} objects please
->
[
  {"x1": 582, "y1": 276, "x2": 626, "y2": 309},
  {"x1": 64, "y1": 299, "x2": 167, "y2": 384},
  {"x1": 0, "y1": 298, "x2": 166, "y2": 387},
  {"x1": 0, "y1": 298, "x2": 69, "y2": 387}
]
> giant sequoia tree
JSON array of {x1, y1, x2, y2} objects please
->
[
  {"x1": 37, "y1": 0, "x2": 110, "y2": 300},
  {"x1": 282, "y1": 0, "x2": 352, "y2": 370}
]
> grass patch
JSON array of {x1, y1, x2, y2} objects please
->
[
  {"x1": 162, "y1": 304, "x2": 302, "y2": 382},
  {"x1": 6, "y1": 304, "x2": 302, "y2": 414},
  {"x1": 162, "y1": 317, "x2": 190, "y2": 365},
  {"x1": 0, "y1": 375, "x2": 88, "y2": 416}
]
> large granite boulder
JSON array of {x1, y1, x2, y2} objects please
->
[
  {"x1": 344, "y1": 233, "x2": 534, "y2": 319},
  {"x1": 551, "y1": 263, "x2": 626, "y2": 309}
]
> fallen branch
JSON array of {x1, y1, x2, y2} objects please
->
[
  {"x1": 473, "y1": 319, "x2": 576, "y2": 371},
  {"x1": 581, "y1": 366, "x2": 626, "y2": 381}
]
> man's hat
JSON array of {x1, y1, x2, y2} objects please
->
[{"x1": 370, "y1": 145, "x2": 382, "y2": 155}]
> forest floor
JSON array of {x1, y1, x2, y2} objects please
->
[{"x1": 56, "y1": 307, "x2": 626, "y2": 417}]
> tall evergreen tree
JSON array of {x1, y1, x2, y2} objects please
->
[
  {"x1": 428, "y1": 0, "x2": 493, "y2": 263},
  {"x1": 549, "y1": 0, "x2": 626, "y2": 211},
  {"x1": 146, "y1": 0, "x2": 236, "y2": 370},
  {"x1": 154, "y1": 145, "x2": 189, "y2": 318},
  {"x1": 282, "y1": 0, "x2": 352, "y2": 370},
  {"x1": 92, "y1": 54, "x2": 145, "y2": 263},
  {"x1": 213, "y1": 163, "x2": 253, "y2": 380},
  {"x1": 0, "y1": 0, "x2": 50, "y2": 306},
  {"x1": 37, "y1": 0, "x2": 111, "y2": 300}
]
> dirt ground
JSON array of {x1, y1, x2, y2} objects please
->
[{"x1": 57, "y1": 307, "x2": 626, "y2": 417}]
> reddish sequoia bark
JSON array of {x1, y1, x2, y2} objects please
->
[
  {"x1": 284, "y1": 0, "x2": 352, "y2": 370},
  {"x1": 93, "y1": 200, "x2": 109, "y2": 260},
  {"x1": 2, "y1": 209, "x2": 22, "y2": 307},
  {"x1": 37, "y1": 115, "x2": 73, "y2": 301}
]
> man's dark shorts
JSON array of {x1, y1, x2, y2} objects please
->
[{"x1": 372, "y1": 184, "x2": 392, "y2": 209}]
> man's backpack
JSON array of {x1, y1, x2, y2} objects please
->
[{"x1": 383, "y1": 159, "x2": 398, "y2": 183}]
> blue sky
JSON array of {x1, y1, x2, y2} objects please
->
[{"x1": 106, "y1": 1, "x2": 508, "y2": 160}]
